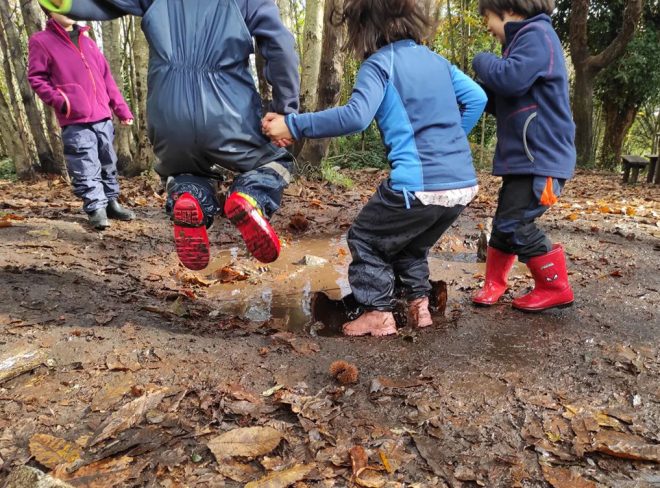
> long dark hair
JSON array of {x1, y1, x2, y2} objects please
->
[{"x1": 337, "y1": 0, "x2": 431, "y2": 59}]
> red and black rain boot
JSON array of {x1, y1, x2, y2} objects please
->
[
  {"x1": 172, "y1": 192, "x2": 210, "y2": 271},
  {"x1": 224, "y1": 192, "x2": 280, "y2": 263},
  {"x1": 512, "y1": 244, "x2": 574, "y2": 312},
  {"x1": 472, "y1": 246, "x2": 516, "y2": 306}
]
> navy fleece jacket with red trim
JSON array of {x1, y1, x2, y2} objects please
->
[{"x1": 473, "y1": 14, "x2": 576, "y2": 179}]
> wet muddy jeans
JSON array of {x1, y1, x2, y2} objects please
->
[
  {"x1": 62, "y1": 119, "x2": 119, "y2": 213},
  {"x1": 490, "y1": 175, "x2": 565, "y2": 262},
  {"x1": 347, "y1": 180, "x2": 465, "y2": 311}
]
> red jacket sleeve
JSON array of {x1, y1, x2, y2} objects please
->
[{"x1": 27, "y1": 36, "x2": 67, "y2": 114}]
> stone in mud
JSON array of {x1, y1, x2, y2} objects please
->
[{"x1": 296, "y1": 255, "x2": 328, "y2": 266}]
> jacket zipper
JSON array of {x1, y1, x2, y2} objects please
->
[{"x1": 54, "y1": 22, "x2": 97, "y2": 98}]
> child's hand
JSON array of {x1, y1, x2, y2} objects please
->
[
  {"x1": 262, "y1": 112, "x2": 293, "y2": 144},
  {"x1": 120, "y1": 119, "x2": 134, "y2": 126}
]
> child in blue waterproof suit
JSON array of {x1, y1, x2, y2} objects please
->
[
  {"x1": 263, "y1": 0, "x2": 487, "y2": 336},
  {"x1": 39, "y1": 0, "x2": 300, "y2": 270},
  {"x1": 471, "y1": 0, "x2": 576, "y2": 312}
]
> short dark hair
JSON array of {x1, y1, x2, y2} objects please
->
[
  {"x1": 336, "y1": 0, "x2": 430, "y2": 59},
  {"x1": 478, "y1": 0, "x2": 555, "y2": 18}
]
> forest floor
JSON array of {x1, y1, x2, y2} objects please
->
[{"x1": 0, "y1": 169, "x2": 659, "y2": 488}]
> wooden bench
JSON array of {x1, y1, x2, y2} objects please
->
[
  {"x1": 645, "y1": 154, "x2": 660, "y2": 184},
  {"x1": 622, "y1": 155, "x2": 649, "y2": 184}
]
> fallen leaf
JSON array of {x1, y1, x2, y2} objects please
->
[
  {"x1": 245, "y1": 463, "x2": 314, "y2": 488},
  {"x1": 0, "y1": 220, "x2": 12, "y2": 228},
  {"x1": 207, "y1": 426, "x2": 282, "y2": 460},
  {"x1": 91, "y1": 373, "x2": 135, "y2": 411},
  {"x1": 262, "y1": 384, "x2": 285, "y2": 397},
  {"x1": 52, "y1": 455, "x2": 138, "y2": 487},
  {"x1": 355, "y1": 467, "x2": 387, "y2": 487},
  {"x1": 541, "y1": 465, "x2": 597, "y2": 488},
  {"x1": 271, "y1": 332, "x2": 320, "y2": 355},
  {"x1": 592, "y1": 430, "x2": 660, "y2": 462},
  {"x1": 349, "y1": 446, "x2": 368, "y2": 475},
  {"x1": 88, "y1": 387, "x2": 170, "y2": 446},
  {"x1": 29, "y1": 434, "x2": 81, "y2": 469},
  {"x1": 215, "y1": 458, "x2": 261, "y2": 482},
  {"x1": 213, "y1": 265, "x2": 249, "y2": 283},
  {"x1": 378, "y1": 449, "x2": 394, "y2": 474}
]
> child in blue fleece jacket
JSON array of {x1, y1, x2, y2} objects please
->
[
  {"x1": 263, "y1": 0, "x2": 487, "y2": 337},
  {"x1": 471, "y1": 0, "x2": 576, "y2": 312}
]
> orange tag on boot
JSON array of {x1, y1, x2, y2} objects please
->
[{"x1": 540, "y1": 176, "x2": 558, "y2": 206}]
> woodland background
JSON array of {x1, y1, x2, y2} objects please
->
[{"x1": 1, "y1": 0, "x2": 660, "y2": 181}]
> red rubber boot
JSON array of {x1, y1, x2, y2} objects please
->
[
  {"x1": 472, "y1": 246, "x2": 516, "y2": 306},
  {"x1": 172, "y1": 193, "x2": 210, "y2": 271},
  {"x1": 224, "y1": 192, "x2": 280, "y2": 263},
  {"x1": 512, "y1": 244, "x2": 574, "y2": 312}
]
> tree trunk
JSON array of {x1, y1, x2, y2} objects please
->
[
  {"x1": 0, "y1": 86, "x2": 34, "y2": 179},
  {"x1": 569, "y1": 0, "x2": 643, "y2": 167},
  {"x1": 298, "y1": 0, "x2": 344, "y2": 168},
  {"x1": 599, "y1": 102, "x2": 638, "y2": 171},
  {"x1": 19, "y1": 0, "x2": 45, "y2": 36},
  {"x1": 102, "y1": 19, "x2": 135, "y2": 174},
  {"x1": 255, "y1": 48, "x2": 272, "y2": 112},
  {"x1": 129, "y1": 18, "x2": 153, "y2": 175},
  {"x1": 0, "y1": 1, "x2": 59, "y2": 174},
  {"x1": 571, "y1": 66, "x2": 596, "y2": 166},
  {"x1": 299, "y1": 0, "x2": 325, "y2": 113}
]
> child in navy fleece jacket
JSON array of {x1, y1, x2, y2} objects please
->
[{"x1": 471, "y1": 0, "x2": 576, "y2": 313}]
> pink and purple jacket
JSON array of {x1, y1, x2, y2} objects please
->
[{"x1": 27, "y1": 19, "x2": 132, "y2": 127}]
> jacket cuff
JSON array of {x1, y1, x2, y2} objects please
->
[{"x1": 285, "y1": 114, "x2": 301, "y2": 140}]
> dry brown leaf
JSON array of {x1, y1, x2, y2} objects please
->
[
  {"x1": 213, "y1": 265, "x2": 249, "y2": 283},
  {"x1": 88, "y1": 387, "x2": 170, "y2": 446},
  {"x1": 349, "y1": 446, "x2": 368, "y2": 475},
  {"x1": 378, "y1": 450, "x2": 393, "y2": 474},
  {"x1": 592, "y1": 430, "x2": 660, "y2": 462},
  {"x1": 244, "y1": 463, "x2": 314, "y2": 488},
  {"x1": 29, "y1": 434, "x2": 81, "y2": 469},
  {"x1": 215, "y1": 458, "x2": 261, "y2": 482},
  {"x1": 52, "y1": 455, "x2": 137, "y2": 487},
  {"x1": 208, "y1": 426, "x2": 283, "y2": 460},
  {"x1": 0, "y1": 220, "x2": 12, "y2": 228},
  {"x1": 355, "y1": 467, "x2": 387, "y2": 487},
  {"x1": 541, "y1": 465, "x2": 597, "y2": 488},
  {"x1": 91, "y1": 374, "x2": 135, "y2": 412}
]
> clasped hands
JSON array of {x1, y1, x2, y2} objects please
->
[{"x1": 261, "y1": 112, "x2": 294, "y2": 147}]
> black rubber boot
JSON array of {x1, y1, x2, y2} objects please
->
[
  {"x1": 88, "y1": 208, "x2": 109, "y2": 230},
  {"x1": 106, "y1": 200, "x2": 135, "y2": 221}
]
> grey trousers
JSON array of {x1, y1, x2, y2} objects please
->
[{"x1": 62, "y1": 119, "x2": 119, "y2": 213}]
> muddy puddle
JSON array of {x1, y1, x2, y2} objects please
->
[{"x1": 196, "y1": 235, "x2": 522, "y2": 332}]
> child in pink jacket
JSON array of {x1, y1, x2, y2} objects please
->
[{"x1": 28, "y1": 11, "x2": 134, "y2": 230}]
